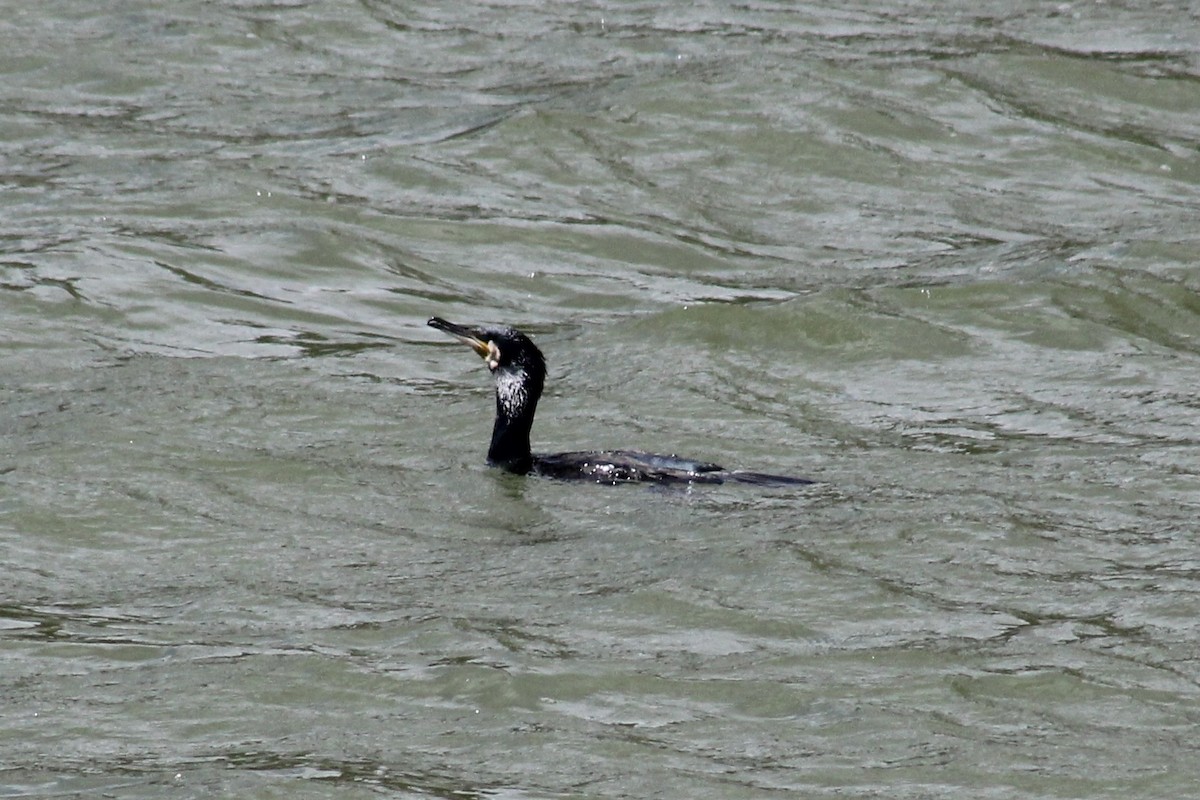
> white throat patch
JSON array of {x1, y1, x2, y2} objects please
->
[{"x1": 495, "y1": 368, "x2": 528, "y2": 416}]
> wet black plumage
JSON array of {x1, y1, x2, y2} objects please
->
[{"x1": 428, "y1": 317, "x2": 813, "y2": 486}]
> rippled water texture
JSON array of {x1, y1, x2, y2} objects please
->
[{"x1": 3, "y1": 2, "x2": 1200, "y2": 798}]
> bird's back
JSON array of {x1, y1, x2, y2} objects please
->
[{"x1": 532, "y1": 450, "x2": 811, "y2": 486}]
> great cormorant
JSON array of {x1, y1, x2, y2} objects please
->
[{"x1": 428, "y1": 316, "x2": 813, "y2": 486}]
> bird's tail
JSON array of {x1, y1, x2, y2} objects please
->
[{"x1": 726, "y1": 471, "x2": 815, "y2": 487}]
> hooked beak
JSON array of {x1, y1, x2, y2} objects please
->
[{"x1": 428, "y1": 316, "x2": 494, "y2": 362}]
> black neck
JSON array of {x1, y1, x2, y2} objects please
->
[{"x1": 487, "y1": 395, "x2": 538, "y2": 474}]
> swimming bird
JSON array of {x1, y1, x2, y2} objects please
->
[{"x1": 428, "y1": 317, "x2": 813, "y2": 486}]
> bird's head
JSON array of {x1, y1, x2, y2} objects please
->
[{"x1": 428, "y1": 316, "x2": 546, "y2": 421}]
